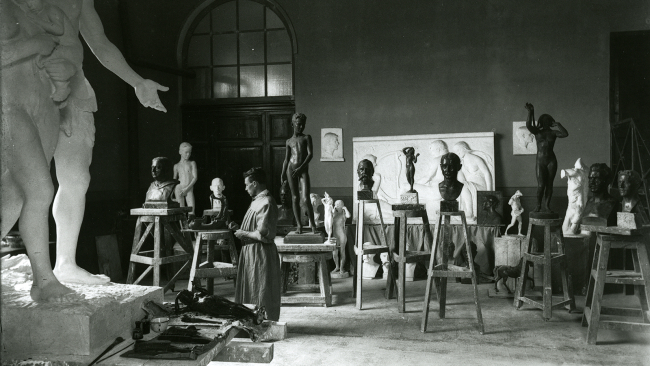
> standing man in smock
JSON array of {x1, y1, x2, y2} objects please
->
[{"x1": 234, "y1": 167, "x2": 282, "y2": 321}]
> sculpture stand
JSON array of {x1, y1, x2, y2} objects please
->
[
  {"x1": 127, "y1": 207, "x2": 194, "y2": 293},
  {"x1": 529, "y1": 211, "x2": 559, "y2": 220},
  {"x1": 184, "y1": 229, "x2": 239, "y2": 295},
  {"x1": 490, "y1": 235, "x2": 528, "y2": 297},
  {"x1": 400, "y1": 191, "x2": 419, "y2": 204},
  {"x1": 352, "y1": 199, "x2": 395, "y2": 310},
  {"x1": 514, "y1": 217, "x2": 576, "y2": 321},
  {"x1": 1, "y1": 255, "x2": 162, "y2": 360},
  {"x1": 421, "y1": 209, "x2": 484, "y2": 334},
  {"x1": 283, "y1": 231, "x2": 325, "y2": 244}
]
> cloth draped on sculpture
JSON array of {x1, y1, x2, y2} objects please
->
[
  {"x1": 234, "y1": 190, "x2": 281, "y2": 321},
  {"x1": 347, "y1": 224, "x2": 500, "y2": 276}
]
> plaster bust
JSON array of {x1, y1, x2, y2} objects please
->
[
  {"x1": 209, "y1": 177, "x2": 228, "y2": 220},
  {"x1": 357, "y1": 159, "x2": 375, "y2": 191},
  {"x1": 144, "y1": 157, "x2": 179, "y2": 208},
  {"x1": 438, "y1": 153, "x2": 464, "y2": 201}
]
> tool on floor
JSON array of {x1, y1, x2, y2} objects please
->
[{"x1": 88, "y1": 337, "x2": 125, "y2": 366}]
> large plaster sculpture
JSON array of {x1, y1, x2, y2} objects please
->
[
  {"x1": 281, "y1": 113, "x2": 317, "y2": 234},
  {"x1": 617, "y1": 170, "x2": 650, "y2": 227},
  {"x1": 582, "y1": 163, "x2": 617, "y2": 226},
  {"x1": 144, "y1": 157, "x2": 179, "y2": 208},
  {"x1": 505, "y1": 190, "x2": 524, "y2": 236},
  {"x1": 452, "y1": 141, "x2": 493, "y2": 191},
  {"x1": 560, "y1": 158, "x2": 590, "y2": 235},
  {"x1": 322, "y1": 193, "x2": 334, "y2": 242},
  {"x1": 173, "y1": 142, "x2": 197, "y2": 215},
  {"x1": 1, "y1": 0, "x2": 169, "y2": 300},
  {"x1": 525, "y1": 103, "x2": 569, "y2": 215}
]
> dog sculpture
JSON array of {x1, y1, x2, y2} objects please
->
[{"x1": 493, "y1": 257, "x2": 535, "y2": 293}]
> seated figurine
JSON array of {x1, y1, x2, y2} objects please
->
[{"x1": 144, "y1": 157, "x2": 180, "y2": 209}]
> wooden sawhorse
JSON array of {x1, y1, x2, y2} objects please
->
[
  {"x1": 185, "y1": 229, "x2": 239, "y2": 295},
  {"x1": 580, "y1": 225, "x2": 650, "y2": 344},
  {"x1": 353, "y1": 199, "x2": 394, "y2": 310},
  {"x1": 127, "y1": 207, "x2": 193, "y2": 292},
  {"x1": 275, "y1": 240, "x2": 336, "y2": 307},
  {"x1": 514, "y1": 217, "x2": 575, "y2": 321},
  {"x1": 421, "y1": 210, "x2": 484, "y2": 334},
  {"x1": 390, "y1": 204, "x2": 432, "y2": 313}
]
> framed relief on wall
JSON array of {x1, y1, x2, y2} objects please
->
[
  {"x1": 513, "y1": 121, "x2": 537, "y2": 155},
  {"x1": 321, "y1": 128, "x2": 344, "y2": 161},
  {"x1": 477, "y1": 190, "x2": 503, "y2": 226}
]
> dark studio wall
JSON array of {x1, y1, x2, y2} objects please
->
[{"x1": 73, "y1": 0, "x2": 649, "y2": 273}]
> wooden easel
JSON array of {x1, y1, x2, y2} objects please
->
[
  {"x1": 421, "y1": 210, "x2": 484, "y2": 334},
  {"x1": 127, "y1": 207, "x2": 194, "y2": 292}
]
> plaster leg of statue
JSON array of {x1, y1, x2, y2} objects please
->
[
  {"x1": 185, "y1": 191, "x2": 195, "y2": 216},
  {"x1": 3, "y1": 110, "x2": 77, "y2": 302},
  {"x1": 52, "y1": 113, "x2": 109, "y2": 285},
  {"x1": 174, "y1": 185, "x2": 187, "y2": 207}
]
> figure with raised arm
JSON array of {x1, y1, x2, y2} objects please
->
[
  {"x1": 505, "y1": 190, "x2": 524, "y2": 236},
  {"x1": 402, "y1": 147, "x2": 419, "y2": 193},
  {"x1": 281, "y1": 113, "x2": 316, "y2": 234},
  {"x1": 525, "y1": 103, "x2": 568, "y2": 213},
  {"x1": 173, "y1": 142, "x2": 197, "y2": 215}
]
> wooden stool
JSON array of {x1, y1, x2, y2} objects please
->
[
  {"x1": 185, "y1": 229, "x2": 239, "y2": 295},
  {"x1": 421, "y1": 210, "x2": 484, "y2": 334},
  {"x1": 127, "y1": 207, "x2": 194, "y2": 292},
  {"x1": 514, "y1": 217, "x2": 575, "y2": 321},
  {"x1": 276, "y1": 241, "x2": 335, "y2": 307},
  {"x1": 581, "y1": 226, "x2": 650, "y2": 344},
  {"x1": 389, "y1": 204, "x2": 432, "y2": 313},
  {"x1": 352, "y1": 199, "x2": 394, "y2": 310}
]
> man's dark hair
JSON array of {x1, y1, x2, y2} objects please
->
[
  {"x1": 243, "y1": 167, "x2": 266, "y2": 185},
  {"x1": 152, "y1": 157, "x2": 173, "y2": 180},
  {"x1": 590, "y1": 163, "x2": 612, "y2": 182},
  {"x1": 292, "y1": 113, "x2": 307, "y2": 124},
  {"x1": 440, "y1": 152, "x2": 461, "y2": 169}
]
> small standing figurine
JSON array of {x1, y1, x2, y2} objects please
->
[
  {"x1": 281, "y1": 113, "x2": 317, "y2": 234},
  {"x1": 525, "y1": 103, "x2": 569, "y2": 214},
  {"x1": 209, "y1": 178, "x2": 228, "y2": 221},
  {"x1": 332, "y1": 200, "x2": 351, "y2": 277},
  {"x1": 561, "y1": 158, "x2": 590, "y2": 235},
  {"x1": 402, "y1": 147, "x2": 419, "y2": 193},
  {"x1": 618, "y1": 170, "x2": 650, "y2": 227},
  {"x1": 505, "y1": 190, "x2": 524, "y2": 236},
  {"x1": 322, "y1": 193, "x2": 334, "y2": 242},
  {"x1": 144, "y1": 157, "x2": 179, "y2": 208},
  {"x1": 173, "y1": 142, "x2": 198, "y2": 215}
]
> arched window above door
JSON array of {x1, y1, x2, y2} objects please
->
[{"x1": 181, "y1": 0, "x2": 296, "y2": 100}]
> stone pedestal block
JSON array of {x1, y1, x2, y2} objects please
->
[{"x1": 2, "y1": 282, "x2": 163, "y2": 358}]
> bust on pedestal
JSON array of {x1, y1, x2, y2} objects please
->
[
  {"x1": 617, "y1": 170, "x2": 650, "y2": 229},
  {"x1": 143, "y1": 157, "x2": 179, "y2": 209},
  {"x1": 582, "y1": 163, "x2": 617, "y2": 227}
]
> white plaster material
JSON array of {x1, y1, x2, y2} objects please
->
[
  {"x1": 513, "y1": 121, "x2": 537, "y2": 155},
  {"x1": 353, "y1": 132, "x2": 495, "y2": 225},
  {"x1": 561, "y1": 158, "x2": 590, "y2": 235},
  {"x1": 321, "y1": 128, "x2": 344, "y2": 161},
  {"x1": 1, "y1": 255, "x2": 163, "y2": 358}
]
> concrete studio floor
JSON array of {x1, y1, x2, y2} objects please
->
[{"x1": 166, "y1": 276, "x2": 650, "y2": 366}]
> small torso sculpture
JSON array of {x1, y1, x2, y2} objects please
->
[
  {"x1": 281, "y1": 113, "x2": 316, "y2": 234},
  {"x1": 505, "y1": 190, "x2": 524, "y2": 236},
  {"x1": 144, "y1": 157, "x2": 179, "y2": 208},
  {"x1": 582, "y1": 163, "x2": 617, "y2": 226},
  {"x1": 525, "y1": 103, "x2": 569, "y2": 213},
  {"x1": 277, "y1": 181, "x2": 294, "y2": 226},
  {"x1": 618, "y1": 170, "x2": 650, "y2": 226},
  {"x1": 173, "y1": 142, "x2": 197, "y2": 215},
  {"x1": 561, "y1": 158, "x2": 590, "y2": 235},
  {"x1": 438, "y1": 153, "x2": 464, "y2": 202},
  {"x1": 402, "y1": 147, "x2": 419, "y2": 193}
]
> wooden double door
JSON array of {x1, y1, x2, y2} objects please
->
[{"x1": 182, "y1": 102, "x2": 294, "y2": 221}]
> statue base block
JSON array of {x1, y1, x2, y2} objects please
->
[
  {"x1": 400, "y1": 192, "x2": 419, "y2": 204},
  {"x1": 1, "y1": 271, "x2": 162, "y2": 359},
  {"x1": 581, "y1": 216, "x2": 608, "y2": 226},
  {"x1": 331, "y1": 270, "x2": 350, "y2": 279},
  {"x1": 440, "y1": 200, "x2": 459, "y2": 212},
  {"x1": 617, "y1": 212, "x2": 638, "y2": 229},
  {"x1": 283, "y1": 231, "x2": 325, "y2": 244},
  {"x1": 357, "y1": 190, "x2": 373, "y2": 200},
  {"x1": 529, "y1": 211, "x2": 559, "y2": 219}
]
